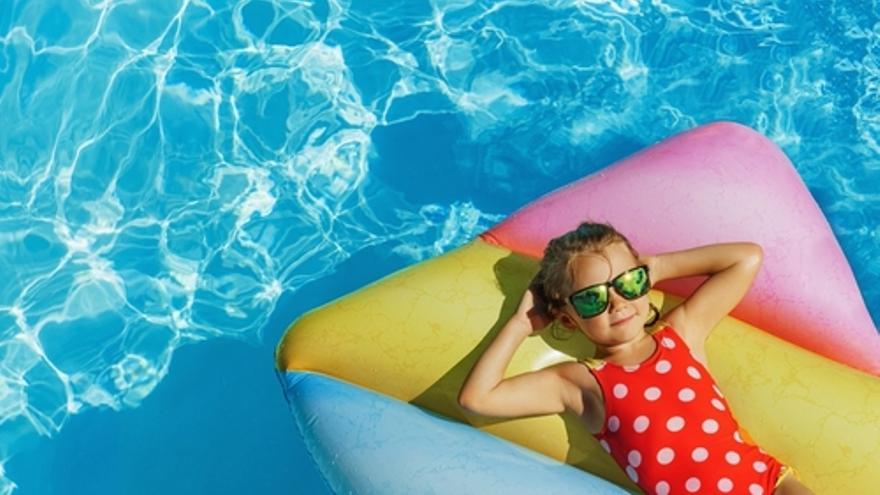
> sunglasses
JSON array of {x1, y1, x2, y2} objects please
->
[{"x1": 567, "y1": 265, "x2": 651, "y2": 319}]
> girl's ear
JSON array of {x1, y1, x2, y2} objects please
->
[{"x1": 557, "y1": 312, "x2": 579, "y2": 330}]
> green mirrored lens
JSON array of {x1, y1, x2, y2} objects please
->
[
  {"x1": 614, "y1": 266, "x2": 649, "y2": 299},
  {"x1": 572, "y1": 286, "x2": 608, "y2": 317}
]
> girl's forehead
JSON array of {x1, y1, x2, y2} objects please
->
[{"x1": 569, "y1": 243, "x2": 636, "y2": 284}]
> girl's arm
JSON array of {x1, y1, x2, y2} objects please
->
[
  {"x1": 457, "y1": 287, "x2": 577, "y2": 419},
  {"x1": 641, "y1": 242, "x2": 763, "y2": 347}
]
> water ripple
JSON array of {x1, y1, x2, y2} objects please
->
[{"x1": 0, "y1": 0, "x2": 877, "y2": 492}]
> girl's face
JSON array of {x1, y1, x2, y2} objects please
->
[{"x1": 558, "y1": 242, "x2": 651, "y2": 345}]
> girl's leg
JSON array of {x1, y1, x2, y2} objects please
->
[{"x1": 772, "y1": 475, "x2": 814, "y2": 495}]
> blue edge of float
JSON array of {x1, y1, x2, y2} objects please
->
[{"x1": 276, "y1": 370, "x2": 630, "y2": 495}]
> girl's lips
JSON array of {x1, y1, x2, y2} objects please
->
[{"x1": 611, "y1": 313, "x2": 634, "y2": 326}]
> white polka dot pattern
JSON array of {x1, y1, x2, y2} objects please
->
[
  {"x1": 626, "y1": 465, "x2": 639, "y2": 482},
  {"x1": 666, "y1": 416, "x2": 684, "y2": 432},
  {"x1": 588, "y1": 327, "x2": 782, "y2": 495},
  {"x1": 657, "y1": 447, "x2": 674, "y2": 465},
  {"x1": 678, "y1": 387, "x2": 695, "y2": 402},
  {"x1": 608, "y1": 415, "x2": 620, "y2": 432},
  {"x1": 655, "y1": 481, "x2": 670, "y2": 495},
  {"x1": 628, "y1": 450, "x2": 642, "y2": 467},
  {"x1": 655, "y1": 360, "x2": 672, "y2": 374},
  {"x1": 702, "y1": 419, "x2": 719, "y2": 434},
  {"x1": 725, "y1": 451, "x2": 741, "y2": 465}
]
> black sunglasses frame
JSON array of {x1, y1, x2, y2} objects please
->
[{"x1": 567, "y1": 264, "x2": 651, "y2": 319}]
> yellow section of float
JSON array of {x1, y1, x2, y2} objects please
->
[{"x1": 275, "y1": 238, "x2": 880, "y2": 494}]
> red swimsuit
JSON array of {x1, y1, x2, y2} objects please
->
[{"x1": 580, "y1": 326, "x2": 785, "y2": 495}]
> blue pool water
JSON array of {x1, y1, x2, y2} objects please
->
[{"x1": 1, "y1": 0, "x2": 878, "y2": 493}]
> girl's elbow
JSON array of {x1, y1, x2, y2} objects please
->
[
  {"x1": 751, "y1": 242, "x2": 764, "y2": 257},
  {"x1": 458, "y1": 393, "x2": 488, "y2": 416},
  {"x1": 744, "y1": 242, "x2": 763, "y2": 266},
  {"x1": 458, "y1": 389, "x2": 480, "y2": 410},
  {"x1": 737, "y1": 244, "x2": 763, "y2": 279}
]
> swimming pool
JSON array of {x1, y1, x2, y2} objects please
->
[{"x1": 1, "y1": 1, "x2": 877, "y2": 493}]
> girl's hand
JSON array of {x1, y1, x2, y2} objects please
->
[{"x1": 514, "y1": 284, "x2": 553, "y2": 336}]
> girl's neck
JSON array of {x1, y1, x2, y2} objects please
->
[{"x1": 593, "y1": 330, "x2": 657, "y2": 366}]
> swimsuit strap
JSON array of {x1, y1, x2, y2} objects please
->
[{"x1": 646, "y1": 318, "x2": 672, "y2": 335}]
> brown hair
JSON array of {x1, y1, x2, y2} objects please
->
[{"x1": 531, "y1": 221, "x2": 640, "y2": 319}]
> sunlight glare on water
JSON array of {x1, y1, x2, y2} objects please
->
[{"x1": 0, "y1": 0, "x2": 878, "y2": 492}]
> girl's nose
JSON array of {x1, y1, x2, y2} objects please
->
[{"x1": 607, "y1": 286, "x2": 628, "y2": 310}]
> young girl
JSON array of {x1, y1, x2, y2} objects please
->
[{"x1": 458, "y1": 222, "x2": 814, "y2": 495}]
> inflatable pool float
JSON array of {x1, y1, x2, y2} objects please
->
[
  {"x1": 275, "y1": 122, "x2": 880, "y2": 494},
  {"x1": 280, "y1": 372, "x2": 629, "y2": 494}
]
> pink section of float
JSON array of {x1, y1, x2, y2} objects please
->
[{"x1": 481, "y1": 121, "x2": 879, "y2": 376}]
